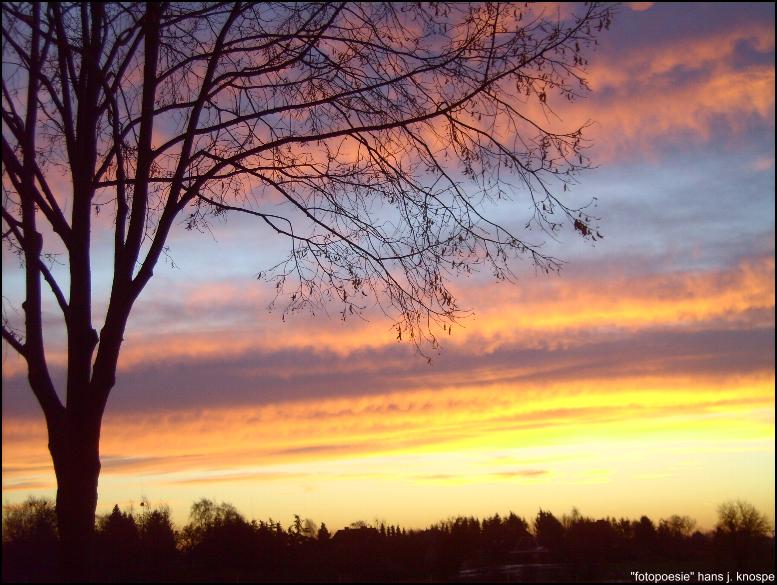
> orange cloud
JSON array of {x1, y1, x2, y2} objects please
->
[
  {"x1": 626, "y1": 3, "x2": 654, "y2": 11},
  {"x1": 112, "y1": 253, "x2": 775, "y2": 368},
  {"x1": 1, "y1": 480, "x2": 54, "y2": 492},
  {"x1": 459, "y1": 255, "x2": 774, "y2": 340},
  {"x1": 579, "y1": 23, "x2": 775, "y2": 159},
  {"x1": 3, "y1": 251, "x2": 770, "y2": 386}
]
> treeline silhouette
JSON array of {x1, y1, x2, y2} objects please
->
[{"x1": 2, "y1": 497, "x2": 773, "y2": 582}]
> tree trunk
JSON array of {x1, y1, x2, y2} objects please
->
[{"x1": 49, "y1": 412, "x2": 102, "y2": 582}]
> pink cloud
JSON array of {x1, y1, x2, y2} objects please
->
[{"x1": 579, "y1": 22, "x2": 775, "y2": 160}]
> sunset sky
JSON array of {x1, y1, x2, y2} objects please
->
[{"x1": 2, "y1": 2, "x2": 774, "y2": 533}]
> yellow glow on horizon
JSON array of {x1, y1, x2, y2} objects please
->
[{"x1": 4, "y1": 370, "x2": 773, "y2": 530}]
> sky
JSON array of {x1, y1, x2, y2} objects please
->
[{"x1": 2, "y1": 2, "x2": 775, "y2": 533}]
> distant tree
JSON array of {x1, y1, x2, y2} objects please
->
[
  {"x1": 610, "y1": 517, "x2": 633, "y2": 559},
  {"x1": 251, "y1": 518, "x2": 292, "y2": 577},
  {"x1": 182, "y1": 498, "x2": 246, "y2": 541},
  {"x1": 565, "y1": 516, "x2": 615, "y2": 579},
  {"x1": 657, "y1": 514, "x2": 697, "y2": 560},
  {"x1": 658, "y1": 514, "x2": 696, "y2": 539},
  {"x1": 503, "y1": 512, "x2": 532, "y2": 544},
  {"x1": 97, "y1": 503, "x2": 138, "y2": 541},
  {"x1": 562, "y1": 507, "x2": 583, "y2": 529},
  {"x1": 716, "y1": 500, "x2": 771, "y2": 540},
  {"x1": 535, "y1": 509, "x2": 565, "y2": 554},
  {"x1": 2, "y1": 496, "x2": 58, "y2": 544},
  {"x1": 289, "y1": 514, "x2": 304, "y2": 540},
  {"x1": 632, "y1": 515, "x2": 657, "y2": 557},
  {"x1": 302, "y1": 518, "x2": 317, "y2": 539},
  {"x1": 441, "y1": 516, "x2": 481, "y2": 570},
  {"x1": 288, "y1": 513, "x2": 318, "y2": 546},
  {"x1": 136, "y1": 503, "x2": 177, "y2": 579},
  {"x1": 715, "y1": 500, "x2": 772, "y2": 569},
  {"x1": 95, "y1": 504, "x2": 139, "y2": 580},
  {"x1": 480, "y1": 512, "x2": 531, "y2": 562},
  {"x1": 1, "y1": 497, "x2": 59, "y2": 581},
  {"x1": 332, "y1": 523, "x2": 385, "y2": 579},
  {"x1": 1, "y1": 2, "x2": 613, "y2": 578},
  {"x1": 180, "y1": 499, "x2": 256, "y2": 580},
  {"x1": 317, "y1": 522, "x2": 331, "y2": 542}
]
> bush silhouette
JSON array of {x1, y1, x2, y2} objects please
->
[{"x1": 2, "y1": 497, "x2": 59, "y2": 581}]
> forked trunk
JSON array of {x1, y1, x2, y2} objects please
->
[{"x1": 49, "y1": 413, "x2": 102, "y2": 582}]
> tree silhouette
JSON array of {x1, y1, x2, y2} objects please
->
[
  {"x1": 656, "y1": 514, "x2": 697, "y2": 560},
  {"x1": 632, "y1": 515, "x2": 657, "y2": 558},
  {"x1": 179, "y1": 498, "x2": 260, "y2": 580},
  {"x1": 535, "y1": 509, "x2": 564, "y2": 555},
  {"x1": 1, "y1": 2, "x2": 613, "y2": 578},
  {"x1": 1, "y1": 496, "x2": 59, "y2": 581},
  {"x1": 2, "y1": 497, "x2": 775, "y2": 581},
  {"x1": 715, "y1": 500, "x2": 772, "y2": 570},
  {"x1": 136, "y1": 502, "x2": 178, "y2": 580},
  {"x1": 95, "y1": 504, "x2": 139, "y2": 580}
]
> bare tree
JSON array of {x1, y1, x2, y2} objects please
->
[
  {"x1": 716, "y1": 500, "x2": 772, "y2": 569},
  {"x1": 2, "y1": 1, "x2": 612, "y2": 578}
]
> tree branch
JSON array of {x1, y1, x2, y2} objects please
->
[{"x1": 1, "y1": 324, "x2": 26, "y2": 358}]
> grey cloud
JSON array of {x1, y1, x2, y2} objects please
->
[
  {"x1": 3, "y1": 325, "x2": 773, "y2": 419},
  {"x1": 601, "y1": 3, "x2": 774, "y2": 59}
]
